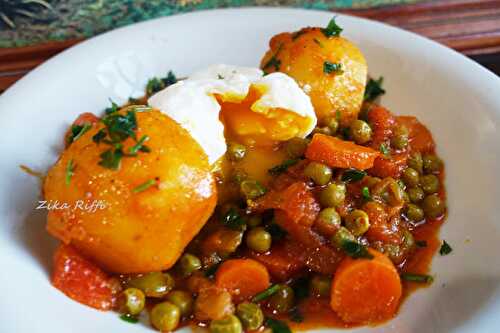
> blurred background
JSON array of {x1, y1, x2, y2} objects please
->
[{"x1": 1, "y1": 0, "x2": 499, "y2": 91}]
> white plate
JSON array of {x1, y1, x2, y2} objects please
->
[{"x1": 1, "y1": 8, "x2": 500, "y2": 333}]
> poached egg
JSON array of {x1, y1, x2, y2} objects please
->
[{"x1": 148, "y1": 64, "x2": 316, "y2": 164}]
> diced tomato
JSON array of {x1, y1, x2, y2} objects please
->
[
  {"x1": 363, "y1": 202, "x2": 402, "y2": 244},
  {"x1": 367, "y1": 105, "x2": 395, "y2": 149},
  {"x1": 73, "y1": 112, "x2": 99, "y2": 126},
  {"x1": 396, "y1": 116, "x2": 435, "y2": 152},
  {"x1": 251, "y1": 243, "x2": 305, "y2": 281},
  {"x1": 369, "y1": 153, "x2": 408, "y2": 178},
  {"x1": 51, "y1": 245, "x2": 116, "y2": 310},
  {"x1": 252, "y1": 181, "x2": 319, "y2": 226},
  {"x1": 306, "y1": 134, "x2": 379, "y2": 171}
]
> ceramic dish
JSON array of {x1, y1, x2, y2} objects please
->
[{"x1": 0, "y1": 8, "x2": 499, "y2": 333}]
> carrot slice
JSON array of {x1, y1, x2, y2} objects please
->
[
  {"x1": 215, "y1": 259, "x2": 270, "y2": 302},
  {"x1": 52, "y1": 244, "x2": 116, "y2": 310},
  {"x1": 369, "y1": 152, "x2": 408, "y2": 179},
  {"x1": 331, "y1": 249, "x2": 402, "y2": 324},
  {"x1": 305, "y1": 134, "x2": 379, "y2": 170}
]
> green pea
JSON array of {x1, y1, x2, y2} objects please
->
[
  {"x1": 345, "y1": 209, "x2": 370, "y2": 236},
  {"x1": 285, "y1": 137, "x2": 309, "y2": 158},
  {"x1": 408, "y1": 151, "x2": 423, "y2": 174},
  {"x1": 232, "y1": 169, "x2": 248, "y2": 184},
  {"x1": 240, "y1": 180, "x2": 267, "y2": 200},
  {"x1": 391, "y1": 125, "x2": 409, "y2": 149},
  {"x1": 422, "y1": 194, "x2": 446, "y2": 219},
  {"x1": 127, "y1": 272, "x2": 174, "y2": 298},
  {"x1": 319, "y1": 183, "x2": 346, "y2": 207},
  {"x1": 269, "y1": 285, "x2": 295, "y2": 313},
  {"x1": 401, "y1": 229, "x2": 416, "y2": 253},
  {"x1": 407, "y1": 186, "x2": 425, "y2": 203},
  {"x1": 236, "y1": 302, "x2": 264, "y2": 330},
  {"x1": 179, "y1": 253, "x2": 202, "y2": 277},
  {"x1": 118, "y1": 288, "x2": 145, "y2": 315},
  {"x1": 150, "y1": 301, "x2": 181, "y2": 332},
  {"x1": 402, "y1": 168, "x2": 420, "y2": 187},
  {"x1": 210, "y1": 315, "x2": 243, "y2": 333},
  {"x1": 314, "y1": 208, "x2": 341, "y2": 236},
  {"x1": 304, "y1": 162, "x2": 332, "y2": 186},
  {"x1": 227, "y1": 143, "x2": 247, "y2": 161},
  {"x1": 166, "y1": 290, "x2": 193, "y2": 317},
  {"x1": 247, "y1": 215, "x2": 263, "y2": 228},
  {"x1": 246, "y1": 227, "x2": 272, "y2": 253},
  {"x1": 309, "y1": 275, "x2": 331, "y2": 297},
  {"x1": 405, "y1": 203, "x2": 424, "y2": 222},
  {"x1": 331, "y1": 227, "x2": 356, "y2": 248},
  {"x1": 325, "y1": 116, "x2": 339, "y2": 135},
  {"x1": 420, "y1": 174, "x2": 440, "y2": 194},
  {"x1": 349, "y1": 119, "x2": 372, "y2": 144},
  {"x1": 423, "y1": 154, "x2": 442, "y2": 174}
]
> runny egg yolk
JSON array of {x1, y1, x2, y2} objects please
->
[{"x1": 218, "y1": 86, "x2": 313, "y2": 147}]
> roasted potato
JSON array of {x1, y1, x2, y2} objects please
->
[
  {"x1": 44, "y1": 109, "x2": 217, "y2": 273},
  {"x1": 260, "y1": 27, "x2": 367, "y2": 126}
]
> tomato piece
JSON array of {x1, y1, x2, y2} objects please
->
[
  {"x1": 369, "y1": 153, "x2": 408, "y2": 179},
  {"x1": 73, "y1": 112, "x2": 99, "y2": 126},
  {"x1": 51, "y1": 245, "x2": 116, "y2": 310},
  {"x1": 367, "y1": 105, "x2": 395, "y2": 149},
  {"x1": 396, "y1": 116, "x2": 435, "y2": 152},
  {"x1": 251, "y1": 243, "x2": 305, "y2": 281}
]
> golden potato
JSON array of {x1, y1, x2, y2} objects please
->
[
  {"x1": 44, "y1": 109, "x2": 217, "y2": 273},
  {"x1": 260, "y1": 27, "x2": 367, "y2": 126}
]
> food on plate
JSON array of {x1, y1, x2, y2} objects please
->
[{"x1": 42, "y1": 17, "x2": 448, "y2": 332}]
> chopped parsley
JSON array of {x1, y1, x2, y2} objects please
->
[
  {"x1": 217, "y1": 74, "x2": 225, "y2": 79},
  {"x1": 265, "y1": 222, "x2": 287, "y2": 240},
  {"x1": 364, "y1": 77, "x2": 386, "y2": 102},
  {"x1": 439, "y1": 240, "x2": 453, "y2": 255},
  {"x1": 92, "y1": 129, "x2": 106, "y2": 143},
  {"x1": 104, "y1": 100, "x2": 119, "y2": 115},
  {"x1": 132, "y1": 179, "x2": 157, "y2": 193},
  {"x1": 265, "y1": 317, "x2": 292, "y2": 333},
  {"x1": 263, "y1": 44, "x2": 283, "y2": 73},
  {"x1": 253, "y1": 284, "x2": 281, "y2": 302},
  {"x1": 323, "y1": 61, "x2": 343, "y2": 74},
  {"x1": 289, "y1": 307, "x2": 304, "y2": 323},
  {"x1": 361, "y1": 186, "x2": 371, "y2": 201},
  {"x1": 204, "y1": 262, "x2": 221, "y2": 277},
  {"x1": 65, "y1": 159, "x2": 75, "y2": 185},
  {"x1": 221, "y1": 207, "x2": 246, "y2": 230},
  {"x1": 128, "y1": 135, "x2": 150, "y2": 155},
  {"x1": 322, "y1": 17, "x2": 343, "y2": 38},
  {"x1": 416, "y1": 240, "x2": 428, "y2": 248},
  {"x1": 67, "y1": 123, "x2": 91, "y2": 144},
  {"x1": 146, "y1": 71, "x2": 177, "y2": 95},
  {"x1": 340, "y1": 240, "x2": 374, "y2": 259},
  {"x1": 291, "y1": 276, "x2": 309, "y2": 300},
  {"x1": 98, "y1": 148, "x2": 123, "y2": 170},
  {"x1": 380, "y1": 143, "x2": 390, "y2": 156},
  {"x1": 268, "y1": 159, "x2": 298, "y2": 175},
  {"x1": 119, "y1": 314, "x2": 138, "y2": 324},
  {"x1": 341, "y1": 169, "x2": 366, "y2": 182},
  {"x1": 401, "y1": 273, "x2": 434, "y2": 284}
]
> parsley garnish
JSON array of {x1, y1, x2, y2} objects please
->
[
  {"x1": 104, "y1": 100, "x2": 119, "y2": 114},
  {"x1": 119, "y1": 313, "x2": 138, "y2": 324},
  {"x1": 217, "y1": 74, "x2": 225, "y2": 79},
  {"x1": 265, "y1": 317, "x2": 292, "y2": 333},
  {"x1": 340, "y1": 240, "x2": 374, "y2": 259},
  {"x1": 146, "y1": 71, "x2": 177, "y2": 95},
  {"x1": 323, "y1": 61, "x2": 343, "y2": 74},
  {"x1": 92, "y1": 129, "x2": 106, "y2": 143},
  {"x1": 128, "y1": 135, "x2": 150, "y2": 155},
  {"x1": 364, "y1": 77, "x2": 386, "y2": 102},
  {"x1": 362, "y1": 186, "x2": 371, "y2": 201},
  {"x1": 132, "y1": 179, "x2": 157, "y2": 193},
  {"x1": 253, "y1": 284, "x2": 281, "y2": 302},
  {"x1": 439, "y1": 240, "x2": 453, "y2": 255},
  {"x1": 204, "y1": 262, "x2": 222, "y2": 277},
  {"x1": 102, "y1": 110, "x2": 138, "y2": 142},
  {"x1": 65, "y1": 159, "x2": 75, "y2": 185},
  {"x1": 221, "y1": 208, "x2": 246, "y2": 230},
  {"x1": 380, "y1": 143, "x2": 390, "y2": 156},
  {"x1": 268, "y1": 159, "x2": 298, "y2": 175},
  {"x1": 67, "y1": 123, "x2": 91, "y2": 144},
  {"x1": 401, "y1": 273, "x2": 434, "y2": 284},
  {"x1": 263, "y1": 44, "x2": 283, "y2": 73},
  {"x1": 341, "y1": 169, "x2": 366, "y2": 182},
  {"x1": 99, "y1": 148, "x2": 123, "y2": 170},
  {"x1": 416, "y1": 240, "x2": 428, "y2": 248},
  {"x1": 291, "y1": 276, "x2": 309, "y2": 300},
  {"x1": 322, "y1": 17, "x2": 343, "y2": 38}
]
